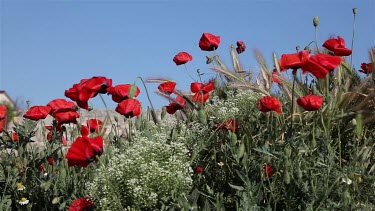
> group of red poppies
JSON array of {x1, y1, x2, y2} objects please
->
[
  {"x1": 0, "y1": 105, "x2": 6, "y2": 133},
  {"x1": 259, "y1": 35, "x2": 375, "y2": 114}
]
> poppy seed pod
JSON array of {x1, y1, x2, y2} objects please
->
[
  {"x1": 161, "y1": 106, "x2": 167, "y2": 120},
  {"x1": 198, "y1": 109, "x2": 207, "y2": 124},
  {"x1": 128, "y1": 84, "x2": 138, "y2": 99},
  {"x1": 352, "y1": 8, "x2": 357, "y2": 15},
  {"x1": 313, "y1": 16, "x2": 319, "y2": 27},
  {"x1": 13, "y1": 117, "x2": 19, "y2": 126}
]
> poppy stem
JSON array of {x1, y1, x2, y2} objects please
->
[
  {"x1": 350, "y1": 11, "x2": 357, "y2": 69},
  {"x1": 289, "y1": 74, "x2": 296, "y2": 135},
  {"x1": 135, "y1": 77, "x2": 161, "y2": 125},
  {"x1": 184, "y1": 64, "x2": 196, "y2": 81},
  {"x1": 99, "y1": 94, "x2": 114, "y2": 126},
  {"x1": 314, "y1": 27, "x2": 319, "y2": 53}
]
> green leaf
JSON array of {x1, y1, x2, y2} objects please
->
[
  {"x1": 228, "y1": 183, "x2": 245, "y2": 191},
  {"x1": 40, "y1": 181, "x2": 52, "y2": 191},
  {"x1": 253, "y1": 147, "x2": 277, "y2": 158}
]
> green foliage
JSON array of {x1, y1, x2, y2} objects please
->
[{"x1": 0, "y1": 119, "x2": 97, "y2": 210}]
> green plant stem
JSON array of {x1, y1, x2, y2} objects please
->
[
  {"x1": 350, "y1": 13, "x2": 356, "y2": 69},
  {"x1": 135, "y1": 76, "x2": 160, "y2": 125},
  {"x1": 289, "y1": 75, "x2": 296, "y2": 137},
  {"x1": 99, "y1": 94, "x2": 114, "y2": 126},
  {"x1": 314, "y1": 27, "x2": 319, "y2": 53},
  {"x1": 184, "y1": 64, "x2": 196, "y2": 81}
]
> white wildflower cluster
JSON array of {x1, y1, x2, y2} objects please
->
[
  {"x1": 86, "y1": 122, "x2": 193, "y2": 210},
  {"x1": 208, "y1": 89, "x2": 259, "y2": 122}
]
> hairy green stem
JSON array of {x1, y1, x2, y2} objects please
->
[
  {"x1": 135, "y1": 76, "x2": 160, "y2": 125},
  {"x1": 350, "y1": 13, "x2": 357, "y2": 69},
  {"x1": 99, "y1": 94, "x2": 114, "y2": 126},
  {"x1": 314, "y1": 27, "x2": 319, "y2": 53}
]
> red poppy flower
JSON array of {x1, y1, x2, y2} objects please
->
[
  {"x1": 54, "y1": 108, "x2": 80, "y2": 124},
  {"x1": 191, "y1": 80, "x2": 215, "y2": 103},
  {"x1": 23, "y1": 106, "x2": 51, "y2": 121},
  {"x1": 80, "y1": 125, "x2": 90, "y2": 137},
  {"x1": 12, "y1": 132, "x2": 18, "y2": 142},
  {"x1": 46, "y1": 131, "x2": 67, "y2": 145},
  {"x1": 107, "y1": 84, "x2": 140, "y2": 103},
  {"x1": 0, "y1": 105, "x2": 6, "y2": 120},
  {"x1": 297, "y1": 93, "x2": 323, "y2": 111},
  {"x1": 165, "y1": 95, "x2": 185, "y2": 114},
  {"x1": 216, "y1": 119, "x2": 239, "y2": 132},
  {"x1": 199, "y1": 32, "x2": 220, "y2": 51},
  {"x1": 66, "y1": 136, "x2": 104, "y2": 167},
  {"x1": 236, "y1": 41, "x2": 246, "y2": 54},
  {"x1": 45, "y1": 124, "x2": 62, "y2": 132},
  {"x1": 258, "y1": 96, "x2": 282, "y2": 114},
  {"x1": 322, "y1": 36, "x2": 352, "y2": 56},
  {"x1": 68, "y1": 197, "x2": 93, "y2": 211},
  {"x1": 173, "y1": 52, "x2": 193, "y2": 65},
  {"x1": 196, "y1": 166, "x2": 204, "y2": 174},
  {"x1": 192, "y1": 92, "x2": 210, "y2": 103},
  {"x1": 301, "y1": 54, "x2": 342, "y2": 78},
  {"x1": 39, "y1": 164, "x2": 46, "y2": 173},
  {"x1": 278, "y1": 50, "x2": 310, "y2": 71},
  {"x1": 48, "y1": 156, "x2": 55, "y2": 165},
  {"x1": 272, "y1": 69, "x2": 282, "y2": 85},
  {"x1": 264, "y1": 165, "x2": 273, "y2": 177},
  {"x1": 47, "y1": 99, "x2": 76, "y2": 116},
  {"x1": 86, "y1": 119, "x2": 103, "y2": 133},
  {"x1": 115, "y1": 98, "x2": 141, "y2": 118},
  {"x1": 158, "y1": 81, "x2": 176, "y2": 94},
  {"x1": 359, "y1": 62, "x2": 373, "y2": 74},
  {"x1": 0, "y1": 119, "x2": 5, "y2": 133},
  {"x1": 65, "y1": 76, "x2": 112, "y2": 110},
  {"x1": 0, "y1": 119, "x2": 4, "y2": 133}
]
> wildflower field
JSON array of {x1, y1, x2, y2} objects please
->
[{"x1": 1, "y1": 8, "x2": 375, "y2": 211}]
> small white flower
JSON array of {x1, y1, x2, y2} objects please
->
[
  {"x1": 16, "y1": 183, "x2": 25, "y2": 191},
  {"x1": 218, "y1": 162, "x2": 224, "y2": 167},
  {"x1": 19, "y1": 198, "x2": 29, "y2": 205},
  {"x1": 342, "y1": 177, "x2": 352, "y2": 185}
]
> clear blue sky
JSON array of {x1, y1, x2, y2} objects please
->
[{"x1": 1, "y1": 0, "x2": 374, "y2": 110}]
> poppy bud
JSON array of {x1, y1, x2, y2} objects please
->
[
  {"x1": 284, "y1": 146, "x2": 292, "y2": 158},
  {"x1": 352, "y1": 8, "x2": 357, "y2": 15},
  {"x1": 196, "y1": 166, "x2": 204, "y2": 174},
  {"x1": 151, "y1": 109, "x2": 160, "y2": 125},
  {"x1": 13, "y1": 117, "x2": 19, "y2": 126},
  {"x1": 52, "y1": 197, "x2": 61, "y2": 204},
  {"x1": 135, "y1": 115, "x2": 142, "y2": 129},
  {"x1": 198, "y1": 109, "x2": 207, "y2": 124},
  {"x1": 237, "y1": 142, "x2": 245, "y2": 159},
  {"x1": 161, "y1": 106, "x2": 166, "y2": 120},
  {"x1": 128, "y1": 84, "x2": 138, "y2": 99},
  {"x1": 313, "y1": 16, "x2": 319, "y2": 27},
  {"x1": 284, "y1": 171, "x2": 291, "y2": 184},
  {"x1": 230, "y1": 132, "x2": 237, "y2": 146}
]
